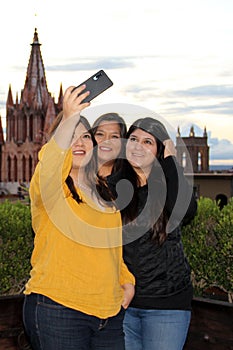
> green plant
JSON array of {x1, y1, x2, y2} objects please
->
[
  {"x1": 182, "y1": 197, "x2": 233, "y2": 302},
  {"x1": 0, "y1": 200, "x2": 33, "y2": 295},
  {"x1": 1, "y1": 196, "x2": 233, "y2": 303}
]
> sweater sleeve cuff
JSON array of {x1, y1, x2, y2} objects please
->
[
  {"x1": 160, "y1": 156, "x2": 180, "y2": 177},
  {"x1": 120, "y1": 260, "x2": 135, "y2": 286}
]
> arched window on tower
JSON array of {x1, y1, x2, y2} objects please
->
[
  {"x1": 22, "y1": 156, "x2": 26, "y2": 182},
  {"x1": 182, "y1": 151, "x2": 186, "y2": 168},
  {"x1": 198, "y1": 151, "x2": 202, "y2": 171},
  {"x1": 7, "y1": 156, "x2": 11, "y2": 182},
  {"x1": 29, "y1": 156, "x2": 33, "y2": 181},
  {"x1": 14, "y1": 155, "x2": 17, "y2": 182}
]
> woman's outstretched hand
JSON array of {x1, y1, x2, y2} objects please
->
[
  {"x1": 62, "y1": 85, "x2": 90, "y2": 121},
  {"x1": 53, "y1": 85, "x2": 90, "y2": 149}
]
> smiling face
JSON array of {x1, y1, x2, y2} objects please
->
[
  {"x1": 94, "y1": 121, "x2": 122, "y2": 166},
  {"x1": 70, "y1": 123, "x2": 93, "y2": 170},
  {"x1": 126, "y1": 128, "x2": 158, "y2": 177}
]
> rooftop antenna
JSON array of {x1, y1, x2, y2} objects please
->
[{"x1": 33, "y1": 0, "x2": 39, "y2": 30}]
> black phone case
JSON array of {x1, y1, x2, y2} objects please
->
[{"x1": 74, "y1": 70, "x2": 113, "y2": 103}]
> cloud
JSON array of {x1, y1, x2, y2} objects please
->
[
  {"x1": 160, "y1": 100, "x2": 233, "y2": 117},
  {"x1": 5, "y1": 57, "x2": 136, "y2": 82},
  {"x1": 120, "y1": 84, "x2": 161, "y2": 100},
  {"x1": 123, "y1": 82, "x2": 233, "y2": 117},
  {"x1": 118, "y1": 81, "x2": 233, "y2": 116},
  {"x1": 174, "y1": 84, "x2": 233, "y2": 98},
  {"x1": 209, "y1": 138, "x2": 233, "y2": 160},
  {"x1": 208, "y1": 100, "x2": 233, "y2": 115},
  {"x1": 45, "y1": 57, "x2": 135, "y2": 72}
]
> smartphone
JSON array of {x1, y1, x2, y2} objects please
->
[{"x1": 72, "y1": 70, "x2": 113, "y2": 103}]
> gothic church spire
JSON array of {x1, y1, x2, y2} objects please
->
[{"x1": 21, "y1": 28, "x2": 50, "y2": 110}]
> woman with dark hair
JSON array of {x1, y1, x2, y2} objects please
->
[
  {"x1": 92, "y1": 113, "x2": 127, "y2": 177},
  {"x1": 121, "y1": 117, "x2": 197, "y2": 350},
  {"x1": 92, "y1": 112, "x2": 137, "y2": 212},
  {"x1": 23, "y1": 85, "x2": 135, "y2": 350}
]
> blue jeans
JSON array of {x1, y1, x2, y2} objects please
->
[
  {"x1": 23, "y1": 293, "x2": 125, "y2": 350},
  {"x1": 123, "y1": 307, "x2": 191, "y2": 350}
]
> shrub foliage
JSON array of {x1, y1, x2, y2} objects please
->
[
  {"x1": 0, "y1": 197, "x2": 232, "y2": 301},
  {"x1": 182, "y1": 197, "x2": 233, "y2": 302},
  {"x1": 0, "y1": 200, "x2": 33, "y2": 295}
]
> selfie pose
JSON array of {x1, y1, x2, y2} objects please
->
[
  {"x1": 120, "y1": 117, "x2": 197, "y2": 350},
  {"x1": 23, "y1": 85, "x2": 135, "y2": 350}
]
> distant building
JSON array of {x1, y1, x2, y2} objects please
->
[
  {"x1": 176, "y1": 125, "x2": 209, "y2": 173},
  {"x1": 0, "y1": 29, "x2": 63, "y2": 193},
  {"x1": 176, "y1": 126, "x2": 233, "y2": 206},
  {"x1": 190, "y1": 172, "x2": 233, "y2": 207}
]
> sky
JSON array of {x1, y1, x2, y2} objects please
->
[{"x1": 0, "y1": 0, "x2": 233, "y2": 166}]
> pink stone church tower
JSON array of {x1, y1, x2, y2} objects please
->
[{"x1": 0, "y1": 29, "x2": 63, "y2": 193}]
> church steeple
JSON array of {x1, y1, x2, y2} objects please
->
[
  {"x1": 57, "y1": 83, "x2": 63, "y2": 111},
  {"x1": 6, "y1": 84, "x2": 15, "y2": 142},
  {"x1": 6, "y1": 84, "x2": 14, "y2": 108},
  {"x1": 21, "y1": 28, "x2": 50, "y2": 110},
  {"x1": 2, "y1": 28, "x2": 62, "y2": 185}
]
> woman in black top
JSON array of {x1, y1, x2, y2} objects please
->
[{"x1": 121, "y1": 117, "x2": 197, "y2": 350}]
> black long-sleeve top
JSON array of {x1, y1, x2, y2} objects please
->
[{"x1": 109, "y1": 156, "x2": 197, "y2": 310}]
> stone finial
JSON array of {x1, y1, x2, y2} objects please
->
[
  {"x1": 203, "y1": 126, "x2": 207, "y2": 137},
  {"x1": 189, "y1": 126, "x2": 195, "y2": 137}
]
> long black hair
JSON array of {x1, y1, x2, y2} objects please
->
[{"x1": 123, "y1": 117, "x2": 169, "y2": 245}]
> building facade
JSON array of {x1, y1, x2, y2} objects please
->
[
  {"x1": 0, "y1": 29, "x2": 63, "y2": 193},
  {"x1": 176, "y1": 126, "x2": 233, "y2": 205},
  {"x1": 176, "y1": 125, "x2": 209, "y2": 173}
]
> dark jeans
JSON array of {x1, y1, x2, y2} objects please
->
[{"x1": 23, "y1": 293, "x2": 125, "y2": 350}]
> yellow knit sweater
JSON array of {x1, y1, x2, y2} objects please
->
[{"x1": 24, "y1": 138, "x2": 135, "y2": 318}]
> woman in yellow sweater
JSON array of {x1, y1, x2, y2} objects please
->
[{"x1": 23, "y1": 84, "x2": 135, "y2": 350}]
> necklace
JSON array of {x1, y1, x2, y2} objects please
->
[
  {"x1": 73, "y1": 179, "x2": 112, "y2": 211},
  {"x1": 77, "y1": 182, "x2": 109, "y2": 210},
  {"x1": 76, "y1": 182, "x2": 92, "y2": 193}
]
